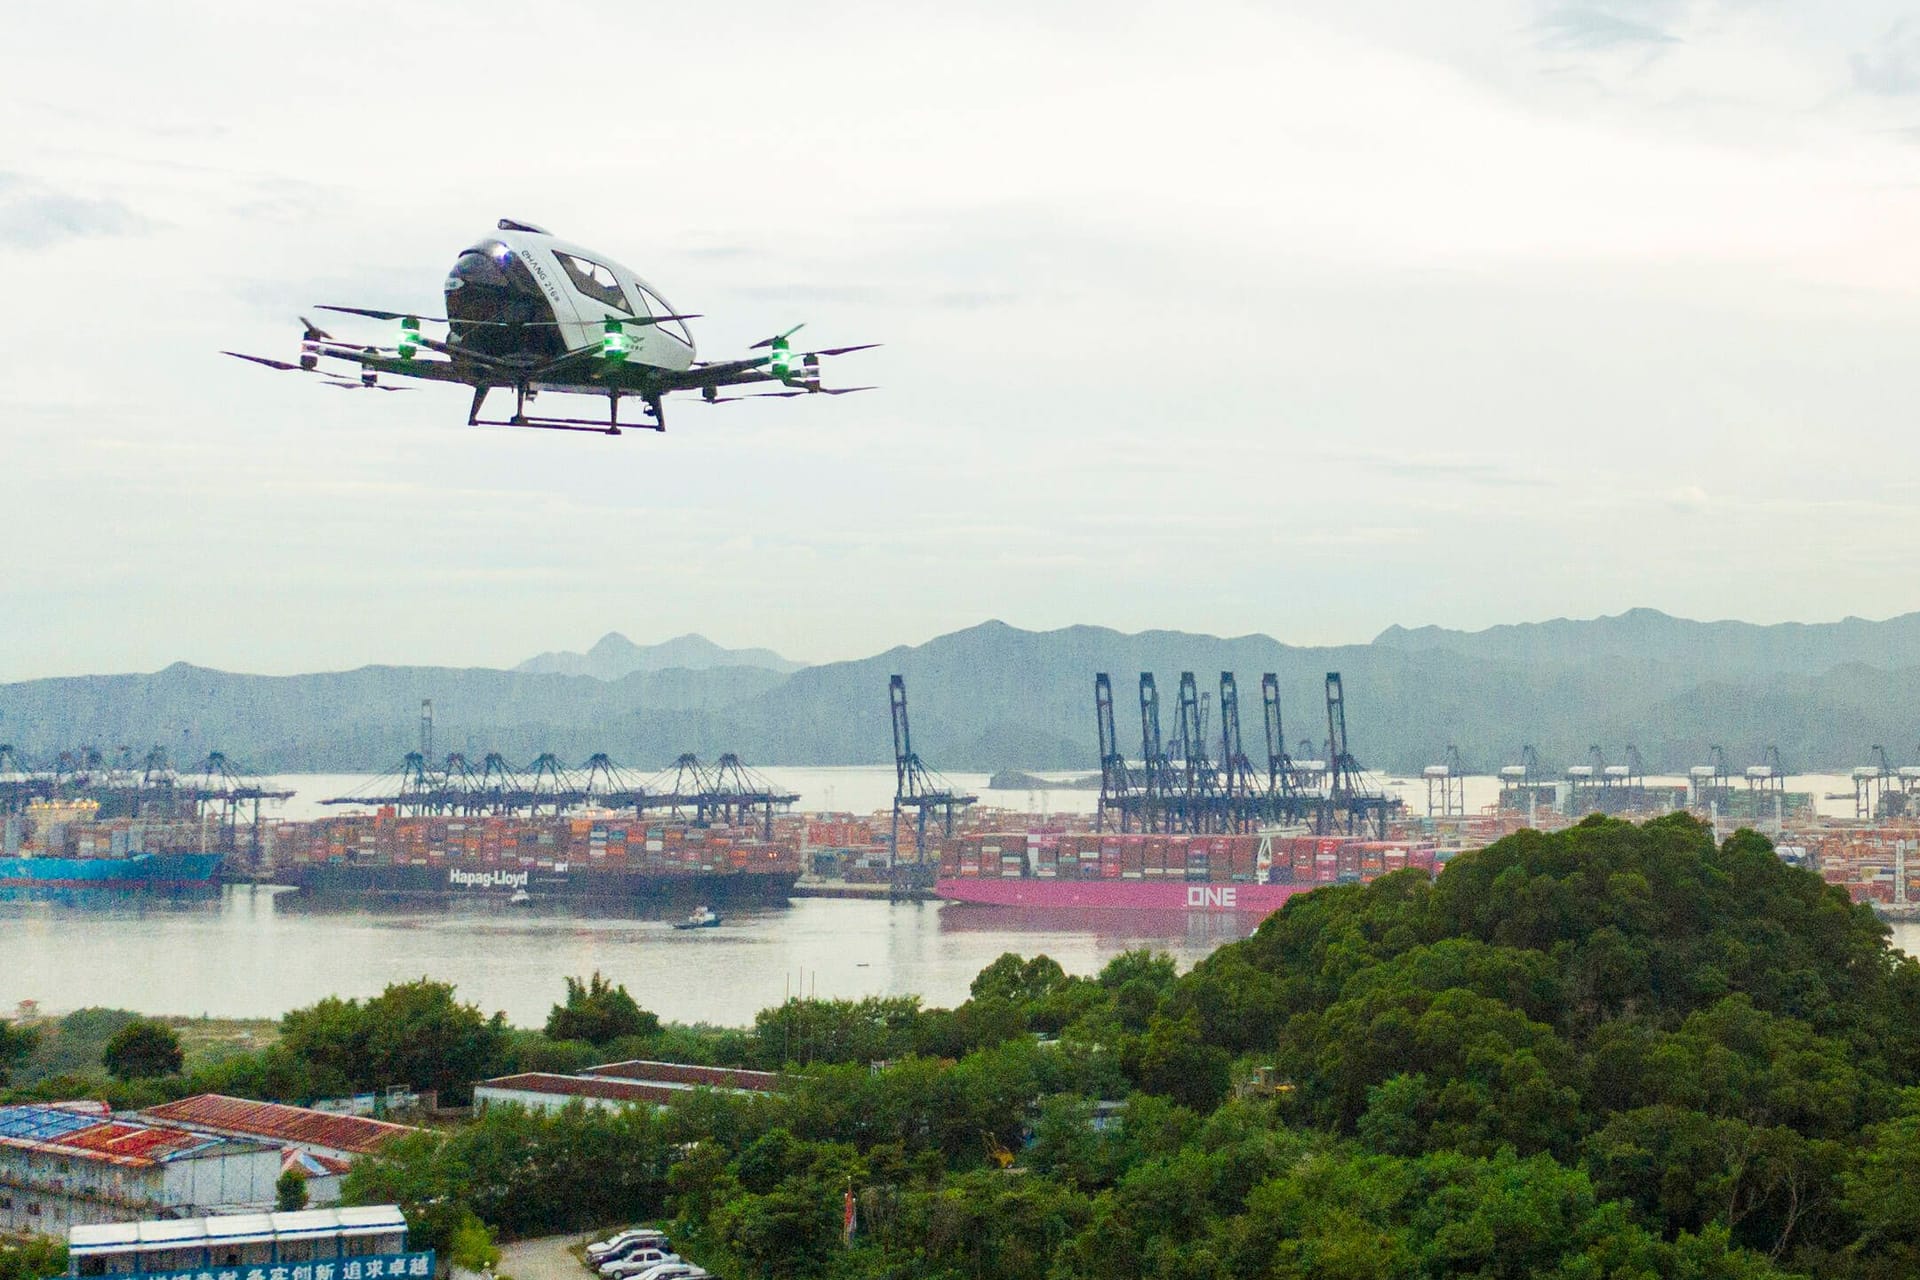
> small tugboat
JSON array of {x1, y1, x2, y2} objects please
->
[{"x1": 673, "y1": 904, "x2": 721, "y2": 930}]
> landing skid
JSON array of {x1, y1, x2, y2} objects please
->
[{"x1": 469, "y1": 416, "x2": 662, "y2": 436}]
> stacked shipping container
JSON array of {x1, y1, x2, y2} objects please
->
[
  {"x1": 268, "y1": 813, "x2": 803, "y2": 902},
  {"x1": 938, "y1": 832, "x2": 1438, "y2": 886}
]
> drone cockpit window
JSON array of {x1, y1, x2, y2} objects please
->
[{"x1": 554, "y1": 251, "x2": 634, "y2": 315}]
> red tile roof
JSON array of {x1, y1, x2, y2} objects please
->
[
  {"x1": 141, "y1": 1095, "x2": 419, "y2": 1156},
  {"x1": 581, "y1": 1060, "x2": 783, "y2": 1092}
]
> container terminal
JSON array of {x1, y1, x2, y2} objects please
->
[{"x1": 9, "y1": 671, "x2": 1920, "y2": 918}]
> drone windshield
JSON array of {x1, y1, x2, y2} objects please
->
[{"x1": 444, "y1": 243, "x2": 563, "y2": 359}]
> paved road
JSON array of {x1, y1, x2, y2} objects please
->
[{"x1": 497, "y1": 1235, "x2": 595, "y2": 1280}]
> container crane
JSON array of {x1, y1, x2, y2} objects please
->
[
  {"x1": 1424, "y1": 744, "x2": 1466, "y2": 818},
  {"x1": 1317, "y1": 672, "x2": 1395, "y2": 837},
  {"x1": 1095, "y1": 673, "x2": 1138, "y2": 832},
  {"x1": 1174, "y1": 672, "x2": 1221, "y2": 832},
  {"x1": 1139, "y1": 674, "x2": 1177, "y2": 833},
  {"x1": 1218, "y1": 672, "x2": 1264, "y2": 831},
  {"x1": 1259, "y1": 673, "x2": 1309, "y2": 823},
  {"x1": 888, "y1": 675, "x2": 976, "y2": 882}
]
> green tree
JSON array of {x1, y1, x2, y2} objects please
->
[
  {"x1": 1838, "y1": 1089, "x2": 1920, "y2": 1280},
  {"x1": 1135, "y1": 1010, "x2": 1230, "y2": 1114},
  {"x1": 276, "y1": 1167, "x2": 310, "y2": 1212},
  {"x1": 281, "y1": 980, "x2": 508, "y2": 1103},
  {"x1": 0, "y1": 1238, "x2": 68, "y2": 1280},
  {"x1": 545, "y1": 971, "x2": 661, "y2": 1047},
  {"x1": 277, "y1": 996, "x2": 372, "y2": 1091},
  {"x1": 0, "y1": 1020, "x2": 36, "y2": 1086},
  {"x1": 445, "y1": 1213, "x2": 499, "y2": 1274},
  {"x1": 102, "y1": 1019, "x2": 183, "y2": 1080}
]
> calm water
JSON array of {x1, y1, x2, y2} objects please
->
[
  {"x1": 3, "y1": 768, "x2": 1906, "y2": 1026},
  {"x1": 0, "y1": 889, "x2": 1249, "y2": 1025}
]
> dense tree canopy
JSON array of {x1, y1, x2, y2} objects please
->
[
  {"x1": 335, "y1": 815, "x2": 1920, "y2": 1278},
  {"x1": 101, "y1": 1019, "x2": 182, "y2": 1080},
  {"x1": 277, "y1": 979, "x2": 510, "y2": 1103},
  {"x1": 545, "y1": 972, "x2": 662, "y2": 1047},
  {"x1": 0, "y1": 1020, "x2": 35, "y2": 1086}
]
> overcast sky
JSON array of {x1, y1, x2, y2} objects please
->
[{"x1": 4, "y1": 0, "x2": 1920, "y2": 679}]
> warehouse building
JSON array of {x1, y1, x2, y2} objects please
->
[
  {"x1": 473, "y1": 1059, "x2": 783, "y2": 1114},
  {"x1": 135, "y1": 1097, "x2": 418, "y2": 1207},
  {"x1": 0, "y1": 1103, "x2": 279, "y2": 1235}
]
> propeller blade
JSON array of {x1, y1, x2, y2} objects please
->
[
  {"x1": 315, "y1": 305, "x2": 567, "y2": 328},
  {"x1": 807, "y1": 344, "x2": 881, "y2": 358},
  {"x1": 298, "y1": 315, "x2": 334, "y2": 341},
  {"x1": 223, "y1": 351, "x2": 306, "y2": 372},
  {"x1": 710, "y1": 385, "x2": 875, "y2": 402},
  {"x1": 749, "y1": 322, "x2": 807, "y2": 350},
  {"x1": 315, "y1": 305, "x2": 430, "y2": 322}
]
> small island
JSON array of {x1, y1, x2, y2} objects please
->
[{"x1": 987, "y1": 768, "x2": 1103, "y2": 791}]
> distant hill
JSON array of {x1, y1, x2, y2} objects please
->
[
  {"x1": 515, "y1": 632, "x2": 804, "y2": 679},
  {"x1": 1374, "y1": 607, "x2": 1920, "y2": 676},
  {"x1": 8, "y1": 611, "x2": 1920, "y2": 775},
  {"x1": 0, "y1": 661, "x2": 788, "y2": 773}
]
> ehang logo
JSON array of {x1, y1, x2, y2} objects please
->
[{"x1": 1187, "y1": 885, "x2": 1237, "y2": 910}]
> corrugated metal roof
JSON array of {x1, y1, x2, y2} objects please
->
[
  {"x1": 141, "y1": 1095, "x2": 419, "y2": 1156},
  {"x1": 71, "y1": 1207, "x2": 408, "y2": 1255},
  {"x1": 282, "y1": 1149, "x2": 353, "y2": 1178},
  {"x1": 582, "y1": 1059, "x2": 783, "y2": 1092},
  {"x1": 0, "y1": 1104, "x2": 237, "y2": 1169},
  {"x1": 477, "y1": 1074, "x2": 688, "y2": 1105}
]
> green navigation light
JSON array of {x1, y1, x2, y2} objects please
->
[
  {"x1": 397, "y1": 316, "x2": 421, "y2": 361},
  {"x1": 601, "y1": 318, "x2": 631, "y2": 362}
]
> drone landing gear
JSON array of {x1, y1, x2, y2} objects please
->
[{"x1": 463, "y1": 383, "x2": 666, "y2": 436}]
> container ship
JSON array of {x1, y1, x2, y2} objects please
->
[
  {"x1": 0, "y1": 800, "x2": 224, "y2": 892},
  {"x1": 269, "y1": 812, "x2": 802, "y2": 904},
  {"x1": 936, "y1": 831, "x2": 1439, "y2": 913}
]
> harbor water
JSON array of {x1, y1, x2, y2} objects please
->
[{"x1": 0, "y1": 888, "x2": 1248, "y2": 1025}]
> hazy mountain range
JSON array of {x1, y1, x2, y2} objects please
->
[
  {"x1": 4, "y1": 611, "x2": 1920, "y2": 775},
  {"x1": 514, "y1": 632, "x2": 805, "y2": 679}
]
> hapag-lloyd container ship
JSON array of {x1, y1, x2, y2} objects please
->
[
  {"x1": 270, "y1": 812, "x2": 802, "y2": 903},
  {"x1": 936, "y1": 830, "x2": 1440, "y2": 912}
]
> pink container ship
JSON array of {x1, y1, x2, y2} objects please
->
[{"x1": 935, "y1": 831, "x2": 1439, "y2": 914}]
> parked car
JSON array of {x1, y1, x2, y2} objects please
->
[
  {"x1": 629, "y1": 1267, "x2": 702, "y2": 1280},
  {"x1": 588, "y1": 1231, "x2": 670, "y2": 1261},
  {"x1": 599, "y1": 1251, "x2": 680, "y2": 1278},
  {"x1": 594, "y1": 1237, "x2": 673, "y2": 1266}
]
